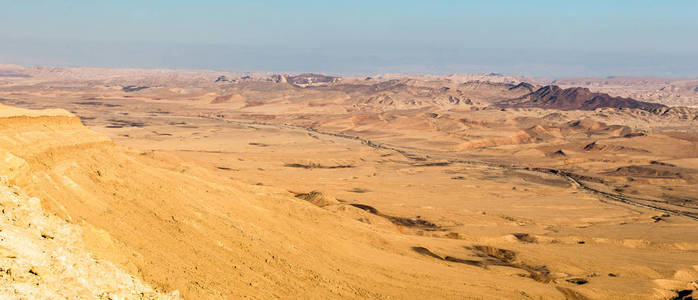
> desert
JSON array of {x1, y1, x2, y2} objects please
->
[
  {"x1": 2, "y1": 2, "x2": 698, "y2": 299},
  {"x1": 0, "y1": 65, "x2": 696, "y2": 299}
]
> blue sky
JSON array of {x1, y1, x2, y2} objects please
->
[{"x1": 1, "y1": 0, "x2": 697, "y2": 77}]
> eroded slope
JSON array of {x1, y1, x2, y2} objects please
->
[{"x1": 0, "y1": 176, "x2": 177, "y2": 299}]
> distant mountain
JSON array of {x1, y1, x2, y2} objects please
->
[
  {"x1": 497, "y1": 85, "x2": 666, "y2": 111},
  {"x1": 284, "y1": 73, "x2": 341, "y2": 87}
]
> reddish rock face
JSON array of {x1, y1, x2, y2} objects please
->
[{"x1": 498, "y1": 85, "x2": 667, "y2": 111}]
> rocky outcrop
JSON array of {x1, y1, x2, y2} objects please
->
[
  {"x1": 270, "y1": 74, "x2": 288, "y2": 83},
  {"x1": 0, "y1": 104, "x2": 177, "y2": 298},
  {"x1": 508, "y1": 82, "x2": 535, "y2": 93},
  {"x1": 286, "y1": 73, "x2": 340, "y2": 87},
  {"x1": 214, "y1": 75, "x2": 233, "y2": 83},
  {"x1": 646, "y1": 106, "x2": 698, "y2": 120},
  {"x1": 122, "y1": 86, "x2": 149, "y2": 92},
  {"x1": 498, "y1": 85, "x2": 666, "y2": 111},
  {"x1": 294, "y1": 190, "x2": 339, "y2": 207},
  {"x1": 0, "y1": 177, "x2": 178, "y2": 299}
]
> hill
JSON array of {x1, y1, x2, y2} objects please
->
[{"x1": 497, "y1": 85, "x2": 667, "y2": 111}]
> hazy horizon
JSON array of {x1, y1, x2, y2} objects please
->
[{"x1": 2, "y1": 1, "x2": 697, "y2": 78}]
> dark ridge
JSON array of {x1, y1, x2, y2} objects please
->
[
  {"x1": 566, "y1": 278, "x2": 589, "y2": 285},
  {"x1": 152, "y1": 131, "x2": 172, "y2": 136},
  {"x1": 411, "y1": 247, "x2": 443, "y2": 260},
  {"x1": 512, "y1": 233, "x2": 537, "y2": 243},
  {"x1": 411, "y1": 245, "x2": 557, "y2": 285},
  {"x1": 286, "y1": 73, "x2": 340, "y2": 86},
  {"x1": 651, "y1": 215, "x2": 668, "y2": 222},
  {"x1": 385, "y1": 216, "x2": 438, "y2": 229},
  {"x1": 497, "y1": 85, "x2": 666, "y2": 111},
  {"x1": 470, "y1": 245, "x2": 553, "y2": 283},
  {"x1": 349, "y1": 203, "x2": 378, "y2": 214},
  {"x1": 122, "y1": 85, "x2": 149, "y2": 92},
  {"x1": 443, "y1": 256, "x2": 484, "y2": 267},
  {"x1": 623, "y1": 132, "x2": 646, "y2": 138},
  {"x1": 460, "y1": 80, "x2": 518, "y2": 91},
  {"x1": 650, "y1": 160, "x2": 677, "y2": 167},
  {"x1": 215, "y1": 75, "x2": 232, "y2": 83},
  {"x1": 350, "y1": 204, "x2": 440, "y2": 230},
  {"x1": 550, "y1": 149, "x2": 566, "y2": 157},
  {"x1": 605, "y1": 165, "x2": 683, "y2": 179},
  {"x1": 672, "y1": 289, "x2": 692, "y2": 300},
  {"x1": 284, "y1": 162, "x2": 354, "y2": 169},
  {"x1": 472, "y1": 245, "x2": 516, "y2": 263},
  {"x1": 413, "y1": 161, "x2": 451, "y2": 167},
  {"x1": 73, "y1": 101, "x2": 121, "y2": 107},
  {"x1": 583, "y1": 141, "x2": 599, "y2": 151},
  {"x1": 412, "y1": 247, "x2": 486, "y2": 267},
  {"x1": 509, "y1": 82, "x2": 535, "y2": 92},
  {"x1": 248, "y1": 142, "x2": 269, "y2": 147},
  {"x1": 106, "y1": 119, "x2": 146, "y2": 127},
  {"x1": 370, "y1": 79, "x2": 408, "y2": 92}
]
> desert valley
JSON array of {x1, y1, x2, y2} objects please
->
[{"x1": 0, "y1": 65, "x2": 697, "y2": 299}]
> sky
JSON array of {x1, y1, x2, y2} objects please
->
[{"x1": 1, "y1": 0, "x2": 697, "y2": 77}]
